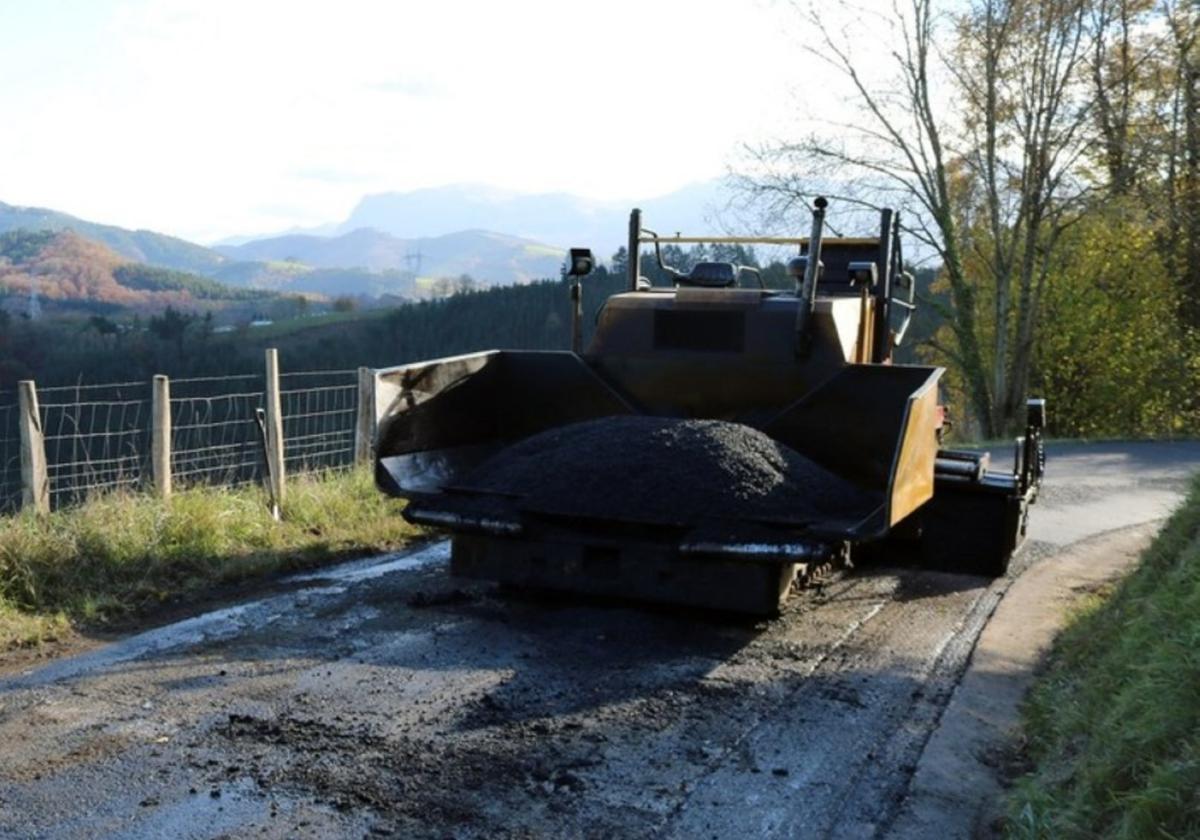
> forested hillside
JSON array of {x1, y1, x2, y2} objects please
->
[
  {"x1": 0, "y1": 201, "x2": 228, "y2": 275},
  {"x1": 2, "y1": 178, "x2": 1193, "y2": 444},
  {"x1": 0, "y1": 249, "x2": 937, "y2": 394},
  {"x1": 0, "y1": 273, "x2": 591, "y2": 387},
  {"x1": 0, "y1": 229, "x2": 270, "y2": 317}
]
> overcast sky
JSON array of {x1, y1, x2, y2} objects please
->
[{"x1": 0, "y1": 0, "x2": 884, "y2": 243}]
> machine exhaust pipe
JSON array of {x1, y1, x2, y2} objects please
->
[{"x1": 791, "y1": 197, "x2": 828, "y2": 357}]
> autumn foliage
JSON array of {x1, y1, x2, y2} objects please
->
[{"x1": 0, "y1": 229, "x2": 257, "y2": 313}]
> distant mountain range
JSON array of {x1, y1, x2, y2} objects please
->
[
  {"x1": 216, "y1": 227, "x2": 565, "y2": 285},
  {"x1": 328, "y1": 181, "x2": 728, "y2": 253},
  {"x1": 0, "y1": 179, "x2": 732, "y2": 301},
  {"x1": 0, "y1": 197, "x2": 571, "y2": 293}
]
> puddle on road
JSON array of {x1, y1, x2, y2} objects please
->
[{"x1": 289, "y1": 540, "x2": 450, "y2": 584}]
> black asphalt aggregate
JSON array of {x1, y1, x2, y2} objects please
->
[{"x1": 462, "y1": 416, "x2": 875, "y2": 526}]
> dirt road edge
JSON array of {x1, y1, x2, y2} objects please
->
[{"x1": 884, "y1": 522, "x2": 1161, "y2": 839}]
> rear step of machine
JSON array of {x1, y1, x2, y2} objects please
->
[
  {"x1": 405, "y1": 462, "x2": 855, "y2": 615},
  {"x1": 448, "y1": 527, "x2": 841, "y2": 615}
]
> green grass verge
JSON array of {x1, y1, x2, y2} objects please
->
[
  {"x1": 228, "y1": 307, "x2": 390, "y2": 341},
  {"x1": 0, "y1": 468, "x2": 419, "y2": 650},
  {"x1": 1008, "y1": 472, "x2": 1200, "y2": 839}
]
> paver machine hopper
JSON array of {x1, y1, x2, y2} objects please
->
[{"x1": 373, "y1": 199, "x2": 1045, "y2": 614}]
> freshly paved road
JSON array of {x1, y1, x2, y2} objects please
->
[{"x1": 0, "y1": 441, "x2": 1197, "y2": 839}]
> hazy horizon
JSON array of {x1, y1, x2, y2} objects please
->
[{"x1": 0, "y1": 1, "x2": 893, "y2": 244}]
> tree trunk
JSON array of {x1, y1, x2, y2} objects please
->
[{"x1": 1183, "y1": 56, "x2": 1200, "y2": 328}]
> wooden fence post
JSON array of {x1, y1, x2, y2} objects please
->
[
  {"x1": 264, "y1": 348, "x2": 286, "y2": 510},
  {"x1": 17, "y1": 380, "x2": 49, "y2": 515},
  {"x1": 151, "y1": 374, "x2": 172, "y2": 498},
  {"x1": 355, "y1": 366, "x2": 375, "y2": 465}
]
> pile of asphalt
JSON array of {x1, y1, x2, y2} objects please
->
[{"x1": 460, "y1": 416, "x2": 877, "y2": 527}]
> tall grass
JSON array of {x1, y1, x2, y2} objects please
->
[
  {"x1": 0, "y1": 468, "x2": 418, "y2": 649},
  {"x1": 1008, "y1": 473, "x2": 1200, "y2": 839}
]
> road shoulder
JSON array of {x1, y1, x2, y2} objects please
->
[{"x1": 885, "y1": 522, "x2": 1161, "y2": 839}]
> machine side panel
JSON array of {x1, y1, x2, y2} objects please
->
[
  {"x1": 888, "y1": 378, "x2": 941, "y2": 526},
  {"x1": 374, "y1": 351, "x2": 635, "y2": 496},
  {"x1": 763, "y1": 365, "x2": 943, "y2": 530}
]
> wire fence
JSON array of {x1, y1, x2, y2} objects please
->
[
  {"x1": 0, "y1": 396, "x2": 20, "y2": 514},
  {"x1": 280, "y1": 370, "x2": 358, "y2": 472},
  {"x1": 37, "y1": 381, "x2": 150, "y2": 509},
  {"x1": 171, "y1": 375, "x2": 265, "y2": 488},
  {"x1": 0, "y1": 362, "x2": 367, "y2": 514}
]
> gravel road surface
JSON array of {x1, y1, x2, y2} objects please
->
[{"x1": 1, "y1": 441, "x2": 1197, "y2": 839}]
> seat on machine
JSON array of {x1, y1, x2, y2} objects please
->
[
  {"x1": 678, "y1": 261, "x2": 738, "y2": 288},
  {"x1": 809, "y1": 240, "x2": 881, "y2": 296}
]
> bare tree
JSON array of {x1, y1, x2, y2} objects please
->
[
  {"x1": 740, "y1": 0, "x2": 1095, "y2": 436},
  {"x1": 740, "y1": 0, "x2": 995, "y2": 430},
  {"x1": 968, "y1": 0, "x2": 1093, "y2": 430}
]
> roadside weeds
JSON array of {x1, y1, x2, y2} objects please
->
[
  {"x1": 885, "y1": 524, "x2": 1157, "y2": 839},
  {"x1": 1006, "y1": 473, "x2": 1200, "y2": 839},
  {"x1": 0, "y1": 468, "x2": 419, "y2": 651}
]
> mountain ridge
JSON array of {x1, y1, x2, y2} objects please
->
[
  {"x1": 0, "y1": 200, "x2": 228, "y2": 275},
  {"x1": 216, "y1": 227, "x2": 565, "y2": 286},
  {"x1": 1, "y1": 179, "x2": 732, "y2": 299},
  {"x1": 335, "y1": 180, "x2": 727, "y2": 251},
  {"x1": 0, "y1": 229, "x2": 268, "y2": 316}
]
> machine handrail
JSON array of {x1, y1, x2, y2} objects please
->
[{"x1": 635, "y1": 235, "x2": 878, "y2": 246}]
